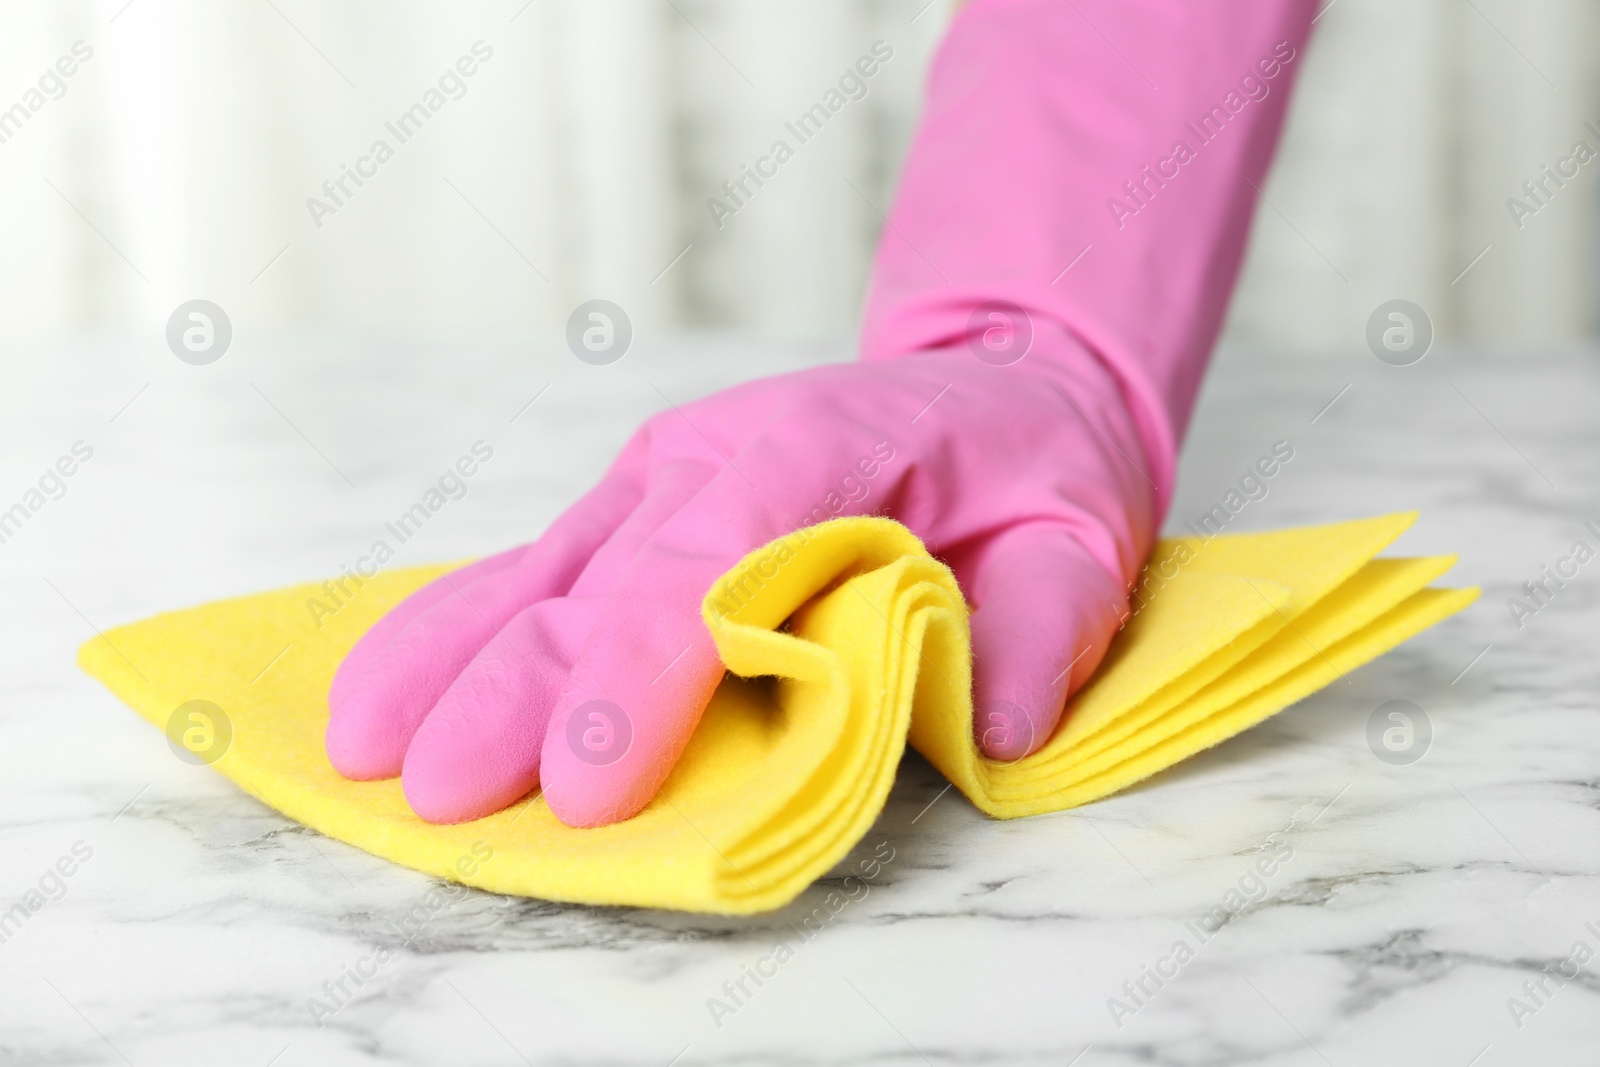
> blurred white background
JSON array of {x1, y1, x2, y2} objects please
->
[{"x1": 0, "y1": 0, "x2": 1596, "y2": 349}]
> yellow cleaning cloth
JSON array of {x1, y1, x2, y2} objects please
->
[{"x1": 78, "y1": 514, "x2": 1476, "y2": 914}]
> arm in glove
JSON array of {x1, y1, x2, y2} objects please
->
[{"x1": 326, "y1": 0, "x2": 1315, "y2": 826}]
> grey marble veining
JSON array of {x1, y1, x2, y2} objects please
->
[{"x1": 1, "y1": 333, "x2": 1597, "y2": 1066}]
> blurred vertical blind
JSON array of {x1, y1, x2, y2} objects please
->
[{"x1": 0, "y1": 0, "x2": 1595, "y2": 348}]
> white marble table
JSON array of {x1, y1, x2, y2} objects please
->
[{"x1": 2, "y1": 332, "x2": 1596, "y2": 1066}]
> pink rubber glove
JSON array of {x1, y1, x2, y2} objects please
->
[{"x1": 327, "y1": 0, "x2": 1314, "y2": 827}]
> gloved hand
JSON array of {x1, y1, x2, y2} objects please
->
[
  {"x1": 326, "y1": 0, "x2": 1313, "y2": 827},
  {"x1": 328, "y1": 338, "x2": 1154, "y2": 826}
]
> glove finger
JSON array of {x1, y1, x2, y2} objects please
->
[
  {"x1": 957, "y1": 521, "x2": 1126, "y2": 761},
  {"x1": 566, "y1": 455, "x2": 726, "y2": 599},
  {"x1": 538, "y1": 429, "x2": 885, "y2": 828},
  {"x1": 393, "y1": 452, "x2": 722, "y2": 821},
  {"x1": 561, "y1": 376, "x2": 875, "y2": 600},
  {"x1": 330, "y1": 431, "x2": 647, "y2": 682},
  {"x1": 326, "y1": 452, "x2": 645, "y2": 780},
  {"x1": 401, "y1": 595, "x2": 602, "y2": 823},
  {"x1": 327, "y1": 543, "x2": 527, "y2": 682}
]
